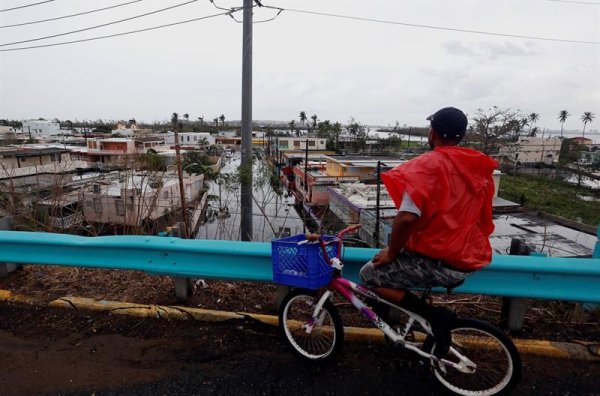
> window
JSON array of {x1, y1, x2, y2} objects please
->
[
  {"x1": 50, "y1": 154, "x2": 59, "y2": 162},
  {"x1": 93, "y1": 198, "x2": 102, "y2": 214},
  {"x1": 115, "y1": 199, "x2": 125, "y2": 216},
  {"x1": 187, "y1": 136, "x2": 190, "y2": 142},
  {"x1": 93, "y1": 184, "x2": 101, "y2": 194},
  {"x1": 309, "y1": 141, "x2": 315, "y2": 147},
  {"x1": 21, "y1": 157, "x2": 27, "y2": 162},
  {"x1": 294, "y1": 141, "x2": 301, "y2": 147},
  {"x1": 164, "y1": 191, "x2": 169, "y2": 199}
]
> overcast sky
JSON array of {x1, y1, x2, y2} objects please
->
[{"x1": 0, "y1": 0, "x2": 599, "y2": 132}]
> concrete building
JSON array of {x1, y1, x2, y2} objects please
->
[
  {"x1": 273, "y1": 137, "x2": 327, "y2": 151},
  {"x1": 165, "y1": 132, "x2": 216, "y2": 147},
  {"x1": 22, "y1": 120, "x2": 61, "y2": 138},
  {"x1": 498, "y1": 137, "x2": 562, "y2": 166},
  {"x1": 80, "y1": 171, "x2": 204, "y2": 227}
]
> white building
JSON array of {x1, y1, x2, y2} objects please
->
[
  {"x1": 165, "y1": 132, "x2": 215, "y2": 146},
  {"x1": 273, "y1": 137, "x2": 327, "y2": 151},
  {"x1": 498, "y1": 137, "x2": 562, "y2": 166},
  {"x1": 22, "y1": 120, "x2": 61, "y2": 138}
]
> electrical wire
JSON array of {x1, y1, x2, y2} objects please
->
[
  {"x1": 0, "y1": 11, "x2": 233, "y2": 52},
  {"x1": 0, "y1": 0, "x2": 143, "y2": 30},
  {"x1": 0, "y1": 0, "x2": 54, "y2": 13},
  {"x1": 267, "y1": 6, "x2": 600, "y2": 45},
  {"x1": 0, "y1": 0, "x2": 200, "y2": 48}
]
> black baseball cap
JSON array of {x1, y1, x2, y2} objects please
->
[{"x1": 426, "y1": 107, "x2": 468, "y2": 139}]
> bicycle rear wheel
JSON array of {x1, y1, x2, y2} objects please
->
[
  {"x1": 278, "y1": 289, "x2": 344, "y2": 363},
  {"x1": 426, "y1": 318, "x2": 521, "y2": 396}
]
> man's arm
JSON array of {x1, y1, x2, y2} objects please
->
[{"x1": 372, "y1": 211, "x2": 419, "y2": 267}]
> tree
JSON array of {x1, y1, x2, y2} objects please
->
[
  {"x1": 470, "y1": 107, "x2": 523, "y2": 154},
  {"x1": 346, "y1": 117, "x2": 367, "y2": 153},
  {"x1": 311, "y1": 114, "x2": 318, "y2": 129},
  {"x1": 213, "y1": 118, "x2": 219, "y2": 128},
  {"x1": 288, "y1": 120, "x2": 297, "y2": 136},
  {"x1": 171, "y1": 113, "x2": 179, "y2": 129},
  {"x1": 219, "y1": 114, "x2": 225, "y2": 126},
  {"x1": 528, "y1": 113, "x2": 539, "y2": 135},
  {"x1": 141, "y1": 149, "x2": 166, "y2": 171},
  {"x1": 299, "y1": 111, "x2": 307, "y2": 128},
  {"x1": 581, "y1": 112, "x2": 595, "y2": 137},
  {"x1": 558, "y1": 110, "x2": 570, "y2": 138},
  {"x1": 198, "y1": 116, "x2": 204, "y2": 125},
  {"x1": 183, "y1": 113, "x2": 189, "y2": 123},
  {"x1": 127, "y1": 118, "x2": 136, "y2": 128},
  {"x1": 182, "y1": 150, "x2": 213, "y2": 177}
]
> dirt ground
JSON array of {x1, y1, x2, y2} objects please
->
[
  {"x1": 0, "y1": 302, "x2": 599, "y2": 396},
  {"x1": 0, "y1": 265, "x2": 598, "y2": 343}
]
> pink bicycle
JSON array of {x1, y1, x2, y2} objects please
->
[{"x1": 272, "y1": 225, "x2": 521, "y2": 396}]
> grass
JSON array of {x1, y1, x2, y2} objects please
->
[{"x1": 499, "y1": 174, "x2": 600, "y2": 227}]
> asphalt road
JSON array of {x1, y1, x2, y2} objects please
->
[{"x1": 0, "y1": 303, "x2": 598, "y2": 396}]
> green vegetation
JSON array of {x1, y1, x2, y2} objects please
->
[{"x1": 499, "y1": 175, "x2": 600, "y2": 226}]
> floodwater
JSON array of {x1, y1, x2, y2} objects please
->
[{"x1": 195, "y1": 155, "x2": 305, "y2": 242}]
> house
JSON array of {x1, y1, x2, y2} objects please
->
[
  {"x1": 498, "y1": 137, "x2": 562, "y2": 166},
  {"x1": 79, "y1": 171, "x2": 204, "y2": 227},
  {"x1": 272, "y1": 137, "x2": 327, "y2": 151},
  {"x1": 325, "y1": 155, "x2": 405, "y2": 183},
  {"x1": 22, "y1": 120, "x2": 61, "y2": 138},
  {"x1": 569, "y1": 137, "x2": 593, "y2": 146},
  {"x1": 580, "y1": 147, "x2": 600, "y2": 166},
  {"x1": 0, "y1": 147, "x2": 83, "y2": 179},
  {"x1": 35, "y1": 192, "x2": 83, "y2": 230},
  {"x1": 165, "y1": 132, "x2": 216, "y2": 147},
  {"x1": 86, "y1": 138, "x2": 138, "y2": 168}
]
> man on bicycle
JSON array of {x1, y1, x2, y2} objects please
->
[{"x1": 360, "y1": 106, "x2": 498, "y2": 356}]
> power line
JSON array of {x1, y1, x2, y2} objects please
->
[
  {"x1": 270, "y1": 6, "x2": 600, "y2": 45},
  {"x1": 0, "y1": 11, "x2": 232, "y2": 52},
  {"x1": 0, "y1": 0, "x2": 143, "y2": 30},
  {"x1": 0, "y1": 0, "x2": 54, "y2": 13},
  {"x1": 0, "y1": 0, "x2": 200, "y2": 48}
]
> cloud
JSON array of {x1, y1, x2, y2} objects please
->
[{"x1": 443, "y1": 40, "x2": 538, "y2": 60}]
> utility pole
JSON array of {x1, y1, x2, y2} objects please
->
[
  {"x1": 173, "y1": 122, "x2": 190, "y2": 239},
  {"x1": 374, "y1": 161, "x2": 381, "y2": 248},
  {"x1": 240, "y1": 0, "x2": 253, "y2": 241}
]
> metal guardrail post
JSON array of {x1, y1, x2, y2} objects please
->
[
  {"x1": 0, "y1": 217, "x2": 17, "y2": 278},
  {"x1": 500, "y1": 238, "x2": 532, "y2": 335},
  {"x1": 163, "y1": 223, "x2": 194, "y2": 301}
]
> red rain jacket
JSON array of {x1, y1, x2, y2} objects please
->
[{"x1": 381, "y1": 146, "x2": 498, "y2": 271}]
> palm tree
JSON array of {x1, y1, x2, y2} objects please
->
[
  {"x1": 213, "y1": 118, "x2": 219, "y2": 127},
  {"x1": 299, "y1": 111, "x2": 307, "y2": 128},
  {"x1": 128, "y1": 118, "x2": 136, "y2": 128},
  {"x1": 219, "y1": 114, "x2": 225, "y2": 126},
  {"x1": 289, "y1": 120, "x2": 296, "y2": 136},
  {"x1": 557, "y1": 110, "x2": 569, "y2": 138},
  {"x1": 581, "y1": 112, "x2": 595, "y2": 137},
  {"x1": 528, "y1": 113, "x2": 539, "y2": 135},
  {"x1": 183, "y1": 113, "x2": 189, "y2": 123},
  {"x1": 171, "y1": 113, "x2": 179, "y2": 129},
  {"x1": 311, "y1": 114, "x2": 318, "y2": 129},
  {"x1": 198, "y1": 116, "x2": 204, "y2": 125}
]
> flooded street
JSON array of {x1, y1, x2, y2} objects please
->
[{"x1": 195, "y1": 155, "x2": 305, "y2": 242}]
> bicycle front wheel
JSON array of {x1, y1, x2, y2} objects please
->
[
  {"x1": 426, "y1": 318, "x2": 522, "y2": 396},
  {"x1": 278, "y1": 289, "x2": 344, "y2": 363}
]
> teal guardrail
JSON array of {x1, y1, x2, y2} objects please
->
[{"x1": 0, "y1": 231, "x2": 599, "y2": 303}]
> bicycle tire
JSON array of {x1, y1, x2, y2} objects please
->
[
  {"x1": 425, "y1": 318, "x2": 522, "y2": 396},
  {"x1": 278, "y1": 289, "x2": 344, "y2": 363}
]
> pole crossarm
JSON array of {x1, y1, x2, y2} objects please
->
[{"x1": 0, "y1": 231, "x2": 599, "y2": 303}]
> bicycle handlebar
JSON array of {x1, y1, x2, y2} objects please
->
[{"x1": 304, "y1": 224, "x2": 362, "y2": 264}]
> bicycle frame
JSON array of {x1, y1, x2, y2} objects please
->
[{"x1": 307, "y1": 227, "x2": 476, "y2": 372}]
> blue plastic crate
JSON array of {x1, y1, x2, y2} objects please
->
[{"x1": 271, "y1": 234, "x2": 339, "y2": 289}]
